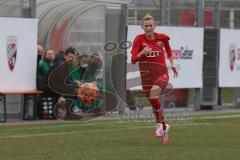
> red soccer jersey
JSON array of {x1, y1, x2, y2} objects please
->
[{"x1": 131, "y1": 32, "x2": 172, "y2": 77}]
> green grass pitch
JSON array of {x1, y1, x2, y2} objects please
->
[{"x1": 0, "y1": 112, "x2": 240, "y2": 160}]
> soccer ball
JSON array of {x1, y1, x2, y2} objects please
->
[{"x1": 77, "y1": 82, "x2": 99, "y2": 105}]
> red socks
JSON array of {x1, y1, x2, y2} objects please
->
[{"x1": 149, "y1": 98, "x2": 166, "y2": 130}]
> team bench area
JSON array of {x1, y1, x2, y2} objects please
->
[{"x1": 0, "y1": 90, "x2": 43, "y2": 122}]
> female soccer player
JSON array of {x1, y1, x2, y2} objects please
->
[{"x1": 131, "y1": 14, "x2": 178, "y2": 144}]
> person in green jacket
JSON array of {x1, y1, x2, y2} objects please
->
[
  {"x1": 70, "y1": 54, "x2": 103, "y2": 113},
  {"x1": 38, "y1": 48, "x2": 55, "y2": 90},
  {"x1": 57, "y1": 52, "x2": 103, "y2": 118}
]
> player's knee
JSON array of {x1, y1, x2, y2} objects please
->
[{"x1": 150, "y1": 85, "x2": 161, "y2": 99}]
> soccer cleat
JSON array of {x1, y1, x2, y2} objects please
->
[
  {"x1": 155, "y1": 123, "x2": 164, "y2": 137},
  {"x1": 162, "y1": 124, "x2": 170, "y2": 145}
]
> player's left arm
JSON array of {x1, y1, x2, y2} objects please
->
[
  {"x1": 168, "y1": 56, "x2": 178, "y2": 78},
  {"x1": 163, "y1": 35, "x2": 178, "y2": 78}
]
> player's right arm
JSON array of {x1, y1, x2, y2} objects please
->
[{"x1": 131, "y1": 36, "x2": 151, "y2": 64}]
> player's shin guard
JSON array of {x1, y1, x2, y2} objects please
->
[{"x1": 150, "y1": 98, "x2": 166, "y2": 131}]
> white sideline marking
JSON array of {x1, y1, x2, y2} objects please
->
[
  {"x1": 0, "y1": 122, "x2": 211, "y2": 140},
  {"x1": 0, "y1": 114, "x2": 239, "y2": 140},
  {"x1": 1, "y1": 114, "x2": 239, "y2": 133}
]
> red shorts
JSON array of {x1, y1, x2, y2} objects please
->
[{"x1": 141, "y1": 74, "x2": 169, "y2": 98}]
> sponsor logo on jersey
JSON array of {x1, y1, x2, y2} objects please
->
[{"x1": 145, "y1": 51, "x2": 160, "y2": 57}]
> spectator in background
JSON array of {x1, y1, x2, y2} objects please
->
[
  {"x1": 37, "y1": 45, "x2": 44, "y2": 63},
  {"x1": 38, "y1": 48, "x2": 55, "y2": 91},
  {"x1": 73, "y1": 53, "x2": 103, "y2": 113},
  {"x1": 37, "y1": 49, "x2": 67, "y2": 120},
  {"x1": 57, "y1": 52, "x2": 103, "y2": 116},
  {"x1": 51, "y1": 47, "x2": 79, "y2": 120},
  {"x1": 68, "y1": 54, "x2": 89, "y2": 86},
  {"x1": 45, "y1": 48, "x2": 75, "y2": 96},
  {"x1": 39, "y1": 49, "x2": 55, "y2": 76},
  {"x1": 37, "y1": 45, "x2": 44, "y2": 90},
  {"x1": 52, "y1": 50, "x2": 65, "y2": 67}
]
